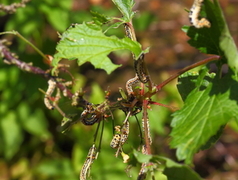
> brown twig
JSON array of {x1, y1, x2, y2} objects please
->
[
  {"x1": 0, "y1": 0, "x2": 31, "y2": 14},
  {"x1": 0, "y1": 41, "x2": 74, "y2": 98}
]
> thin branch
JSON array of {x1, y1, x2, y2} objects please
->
[
  {"x1": 0, "y1": 0, "x2": 31, "y2": 14},
  {"x1": 0, "y1": 31, "x2": 48, "y2": 60},
  {"x1": 0, "y1": 41, "x2": 74, "y2": 98},
  {"x1": 156, "y1": 55, "x2": 220, "y2": 90}
]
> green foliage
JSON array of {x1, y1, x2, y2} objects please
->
[
  {"x1": 182, "y1": 0, "x2": 238, "y2": 72},
  {"x1": 171, "y1": 68, "x2": 238, "y2": 164},
  {"x1": 160, "y1": 157, "x2": 202, "y2": 180},
  {"x1": 170, "y1": 0, "x2": 238, "y2": 164},
  {"x1": 1, "y1": 0, "x2": 238, "y2": 179},
  {"x1": 53, "y1": 22, "x2": 143, "y2": 74},
  {"x1": 111, "y1": 0, "x2": 135, "y2": 21},
  {"x1": 131, "y1": 151, "x2": 202, "y2": 180}
]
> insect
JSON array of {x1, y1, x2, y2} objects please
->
[
  {"x1": 110, "y1": 125, "x2": 121, "y2": 149},
  {"x1": 114, "y1": 112, "x2": 131, "y2": 157},
  {"x1": 134, "y1": 54, "x2": 149, "y2": 84},
  {"x1": 189, "y1": 0, "x2": 211, "y2": 28},
  {"x1": 124, "y1": 22, "x2": 136, "y2": 41},
  {"x1": 120, "y1": 120, "x2": 129, "y2": 144},
  {"x1": 44, "y1": 79, "x2": 57, "y2": 110},
  {"x1": 125, "y1": 76, "x2": 139, "y2": 96},
  {"x1": 80, "y1": 99, "x2": 110, "y2": 126},
  {"x1": 80, "y1": 144, "x2": 98, "y2": 180},
  {"x1": 80, "y1": 104, "x2": 100, "y2": 125},
  {"x1": 124, "y1": 22, "x2": 149, "y2": 84}
]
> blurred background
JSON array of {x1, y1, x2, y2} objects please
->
[{"x1": 0, "y1": 0, "x2": 238, "y2": 179}]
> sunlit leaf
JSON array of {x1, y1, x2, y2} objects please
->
[
  {"x1": 170, "y1": 70, "x2": 238, "y2": 164},
  {"x1": 112, "y1": 0, "x2": 135, "y2": 22},
  {"x1": 91, "y1": 11, "x2": 112, "y2": 26},
  {"x1": 52, "y1": 22, "x2": 142, "y2": 74}
]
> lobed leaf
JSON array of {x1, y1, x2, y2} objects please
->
[
  {"x1": 170, "y1": 70, "x2": 238, "y2": 164},
  {"x1": 52, "y1": 22, "x2": 142, "y2": 74}
]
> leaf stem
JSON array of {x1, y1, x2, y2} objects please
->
[
  {"x1": 155, "y1": 55, "x2": 220, "y2": 92},
  {"x1": 0, "y1": 30, "x2": 48, "y2": 60}
]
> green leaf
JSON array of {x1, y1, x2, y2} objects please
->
[
  {"x1": 133, "y1": 149, "x2": 152, "y2": 163},
  {"x1": 133, "y1": 149, "x2": 153, "y2": 163},
  {"x1": 183, "y1": 0, "x2": 238, "y2": 73},
  {"x1": 52, "y1": 22, "x2": 142, "y2": 74},
  {"x1": 200, "y1": 125, "x2": 225, "y2": 150},
  {"x1": 170, "y1": 70, "x2": 238, "y2": 164},
  {"x1": 112, "y1": 0, "x2": 135, "y2": 22},
  {"x1": 90, "y1": 11, "x2": 112, "y2": 26},
  {"x1": 158, "y1": 157, "x2": 202, "y2": 180},
  {"x1": 177, "y1": 69, "x2": 215, "y2": 101},
  {"x1": 0, "y1": 111, "x2": 23, "y2": 159}
]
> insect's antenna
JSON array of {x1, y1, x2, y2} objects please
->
[{"x1": 134, "y1": 114, "x2": 143, "y2": 145}]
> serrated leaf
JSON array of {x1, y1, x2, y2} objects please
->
[
  {"x1": 112, "y1": 0, "x2": 135, "y2": 22},
  {"x1": 170, "y1": 71, "x2": 238, "y2": 164},
  {"x1": 183, "y1": 0, "x2": 238, "y2": 73},
  {"x1": 90, "y1": 11, "x2": 112, "y2": 26},
  {"x1": 52, "y1": 22, "x2": 142, "y2": 74},
  {"x1": 200, "y1": 125, "x2": 225, "y2": 150},
  {"x1": 158, "y1": 157, "x2": 202, "y2": 180},
  {"x1": 177, "y1": 71, "x2": 199, "y2": 101}
]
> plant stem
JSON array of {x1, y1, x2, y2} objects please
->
[
  {"x1": 0, "y1": 30, "x2": 48, "y2": 60},
  {"x1": 151, "y1": 55, "x2": 220, "y2": 96}
]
